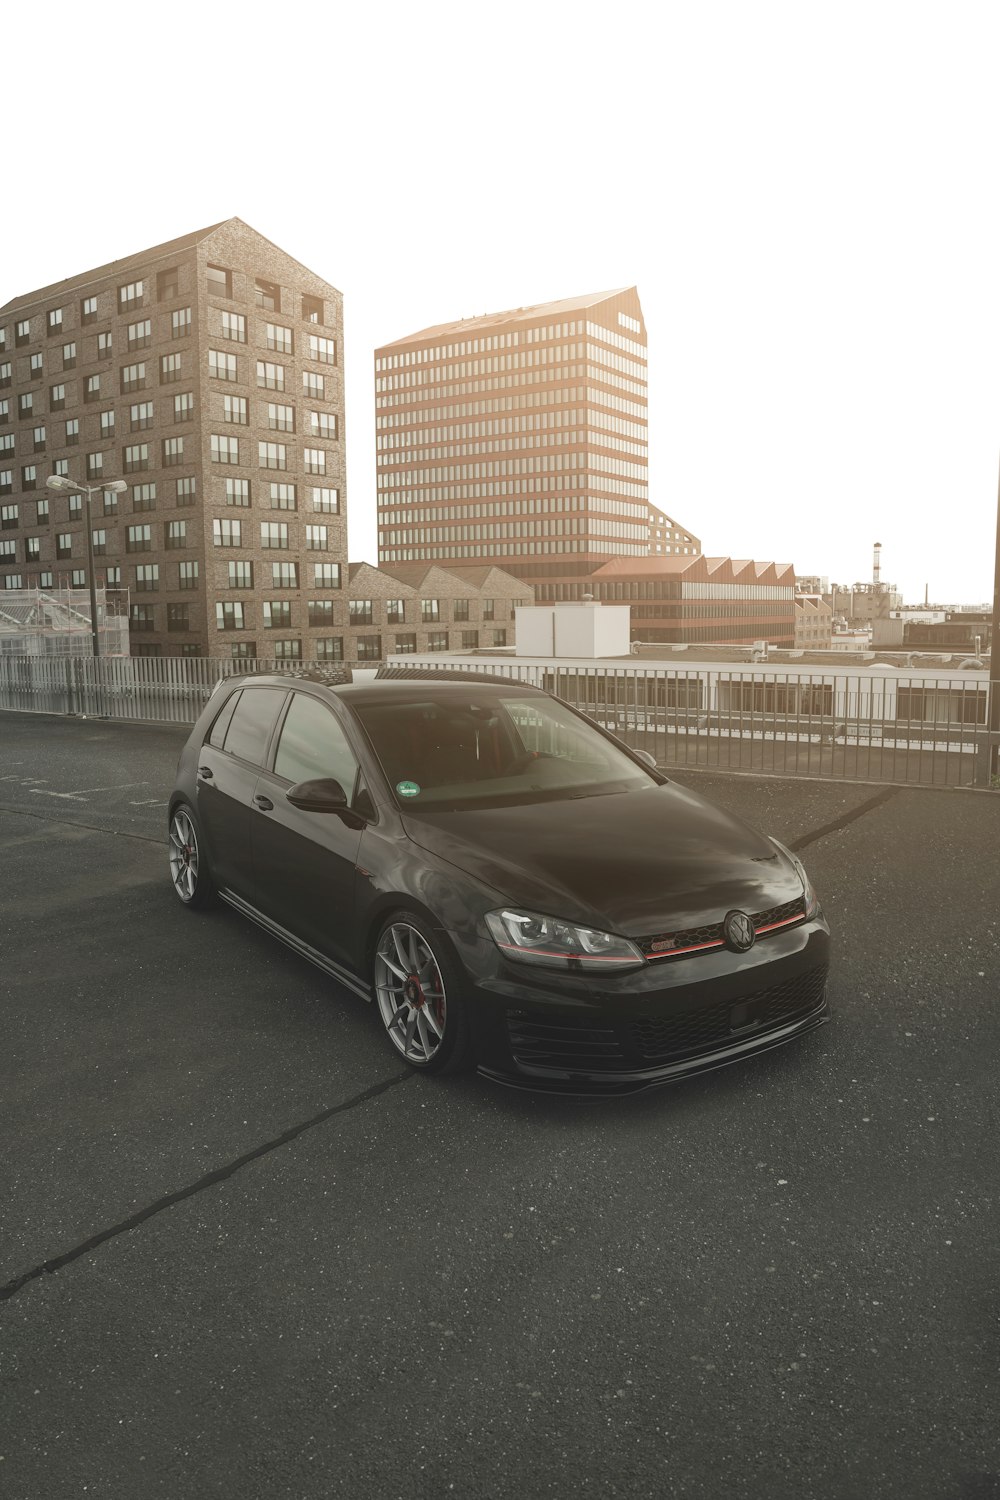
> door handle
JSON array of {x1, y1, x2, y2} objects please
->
[
  {"x1": 253, "y1": 794, "x2": 274, "y2": 811},
  {"x1": 198, "y1": 766, "x2": 214, "y2": 780}
]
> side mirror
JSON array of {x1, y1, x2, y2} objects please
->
[
  {"x1": 633, "y1": 749, "x2": 658, "y2": 770},
  {"x1": 286, "y1": 777, "x2": 348, "y2": 813}
]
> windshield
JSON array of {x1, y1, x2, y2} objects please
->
[{"x1": 354, "y1": 692, "x2": 655, "y2": 810}]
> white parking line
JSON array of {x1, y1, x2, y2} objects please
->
[
  {"x1": 129, "y1": 799, "x2": 167, "y2": 807},
  {"x1": 29, "y1": 782, "x2": 149, "y2": 803}
]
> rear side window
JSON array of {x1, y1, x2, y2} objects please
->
[
  {"x1": 223, "y1": 687, "x2": 286, "y2": 766},
  {"x1": 207, "y1": 688, "x2": 241, "y2": 748},
  {"x1": 273, "y1": 691, "x2": 359, "y2": 797}
]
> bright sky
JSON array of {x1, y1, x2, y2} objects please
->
[{"x1": 6, "y1": 1, "x2": 999, "y2": 606}]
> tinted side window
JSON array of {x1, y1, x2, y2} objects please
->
[
  {"x1": 223, "y1": 687, "x2": 286, "y2": 766},
  {"x1": 207, "y1": 688, "x2": 241, "y2": 748},
  {"x1": 273, "y1": 692, "x2": 359, "y2": 797}
]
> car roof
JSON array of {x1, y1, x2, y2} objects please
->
[{"x1": 219, "y1": 670, "x2": 548, "y2": 705}]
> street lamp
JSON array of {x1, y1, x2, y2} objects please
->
[{"x1": 46, "y1": 474, "x2": 128, "y2": 658}]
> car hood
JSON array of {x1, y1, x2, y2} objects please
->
[{"x1": 401, "y1": 780, "x2": 803, "y2": 937}]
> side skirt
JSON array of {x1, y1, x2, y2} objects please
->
[{"x1": 218, "y1": 889, "x2": 373, "y2": 1004}]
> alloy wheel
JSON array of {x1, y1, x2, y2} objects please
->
[
  {"x1": 374, "y1": 922, "x2": 448, "y2": 1065},
  {"x1": 168, "y1": 807, "x2": 200, "y2": 903}
]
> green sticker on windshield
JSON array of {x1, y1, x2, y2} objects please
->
[{"x1": 396, "y1": 780, "x2": 421, "y2": 798}]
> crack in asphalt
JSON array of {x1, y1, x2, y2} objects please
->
[
  {"x1": 0, "y1": 801, "x2": 168, "y2": 845},
  {"x1": 0, "y1": 1072, "x2": 412, "y2": 1305},
  {"x1": 789, "y1": 785, "x2": 899, "y2": 852}
]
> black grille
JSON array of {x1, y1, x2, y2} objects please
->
[
  {"x1": 631, "y1": 965, "x2": 828, "y2": 1062},
  {"x1": 506, "y1": 1013, "x2": 626, "y2": 1072},
  {"x1": 638, "y1": 897, "x2": 805, "y2": 959}
]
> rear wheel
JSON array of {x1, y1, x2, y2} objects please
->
[
  {"x1": 168, "y1": 804, "x2": 218, "y2": 910},
  {"x1": 373, "y1": 912, "x2": 474, "y2": 1075}
]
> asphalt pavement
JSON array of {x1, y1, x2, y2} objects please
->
[{"x1": 1, "y1": 709, "x2": 997, "y2": 1500}]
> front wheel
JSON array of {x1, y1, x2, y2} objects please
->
[
  {"x1": 373, "y1": 913, "x2": 474, "y2": 1075},
  {"x1": 168, "y1": 803, "x2": 218, "y2": 910}
]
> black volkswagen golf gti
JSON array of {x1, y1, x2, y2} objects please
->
[{"x1": 169, "y1": 671, "x2": 830, "y2": 1095}]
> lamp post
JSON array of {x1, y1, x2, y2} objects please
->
[{"x1": 46, "y1": 474, "x2": 128, "y2": 658}]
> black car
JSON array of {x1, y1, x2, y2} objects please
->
[{"x1": 168, "y1": 671, "x2": 830, "y2": 1095}]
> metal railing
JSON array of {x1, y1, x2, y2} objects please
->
[{"x1": 1, "y1": 653, "x2": 997, "y2": 789}]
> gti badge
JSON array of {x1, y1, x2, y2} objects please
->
[{"x1": 723, "y1": 910, "x2": 756, "y2": 952}]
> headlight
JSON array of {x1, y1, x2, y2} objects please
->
[
  {"x1": 769, "y1": 838, "x2": 821, "y2": 919},
  {"x1": 485, "y1": 908, "x2": 646, "y2": 972}
]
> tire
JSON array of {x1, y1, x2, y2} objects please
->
[
  {"x1": 168, "y1": 802, "x2": 218, "y2": 911},
  {"x1": 372, "y1": 911, "x2": 475, "y2": 1075}
]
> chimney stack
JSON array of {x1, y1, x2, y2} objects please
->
[{"x1": 873, "y1": 541, "x2": 882, "y2": 589}]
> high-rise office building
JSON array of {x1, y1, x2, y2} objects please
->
[
  {"x1": 374, "y1": 288, "x2": 651, "y2": 599},
  {"x1": 1, "y1": 219, "x2": 346, "y2": 660}
]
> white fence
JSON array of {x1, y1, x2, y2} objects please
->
[{"x1": 1, "y1": 653, "x2": 997, "y2": 788}]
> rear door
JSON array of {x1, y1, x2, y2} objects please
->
[{"x1": 196, "y1": 685, "x2": 288, "y2": 899}]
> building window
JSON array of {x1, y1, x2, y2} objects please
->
[
  {"x1": 124, "y1": 443, "x2": 150, "y2": 473},
  {"x1": 225, "y1": 477, "x2": 251, "y2": 507},
  {"x1": 258, "y1": 441, "x2": 286, "y2": 470},
  {"x1": 19, "y1": 392, "x2": 34, "y2": 418},
  {"x1": 303, "y1": 371, "x2": 325, "y2": 400},
  {"x1": 100, "y1": 410, "x2": 116, "y2": 437},
  {"x1": 86, "y1": 451, "x2": 104, "y2": 480},
  {"x1": 356, "y1": 636, "x2": 382, "y2": 662},
  {"x1": 90, "y1": 529, "x2": 107, "y2": 556},
  {"x1": 16, "y1": 320, "x2": 31, "y2": 346},
  {"x1": 178, "y1": 560, "x2": 199, "y2": 589},
  {"x1": 130, "y1": 400, "x2": 154, "y2": 431},
  {"x1": 0, "y1": 363, "x2": 10, "y2": 388},
  {"x1": 265, "y1": 323, "x2": 293, "y2": 354},
  {"x1": 207, "y1": 264, "x2": 233, "y2": 299},
  {"x1": 167, "y1": 603, "x2": 190, "y2": 631},
  {"x1": 311, "y1": 486, "x2": 339, "y2": 513},
  {"x1": 309, "y1": 411, "x2": 337, "y2": 440},
  {"x1": 127, "y1": 318, "x2": 152, "y2": 350},
  {"x1": 0, "y1": 471, "x2": 12, "y2": 497},
  {"x1": 118, "y1": 280, "x2": 144, "y2": 311},
  {"x1": 98, "y1": 331, "x2": 113, "y2": 358},
  {"x1": 272, "y1": 639, "x2": 302, "y2": 661},
  {"x1": 308, "y1": 334, "x2": 337, "y2": 365},
  {"x1": 165, "y1": 520, "x2": 187, "y2": 549},
  {"x1": 308, "y1": 600, "x2": 333, "y2": 626},
  {"x1": 69, "y1": 569, "x2": 87, "y2": 588},
  {"x1": 315, "y1": 637, "x2": 343, "y2": 661},
  {"x1": 305, "y1": 524, "x2": 327, "y2": 551},
  {"x1": 62, "y1": 343, "x2": 77, "y2": 370},
  {"x1": 269, "y1": 482, "x2": 296, "y2": 509},
  {"x1": 130, "y1": 604, "x2": 156, "y2": 632},
  {"x1": 349, "y1": 600, "x2": 373, "y2": 625},
  {"x1": 230, "y1": 641, "x2": 258, "y2": 659},
  {"x1": 163, "y1": 436, "x2": 185, "y2": 467},
  {"x1": 1, "y1": 503, "x2": 18, "y2": 529},
  {"x1": 223, "y1": 395, "x2": 248, "y2": 425},
  {"x1": 65, "y1": 418, "x2": 79, "y2": 444},
  {"x1": 263, "y1": 600, "x2": 292, "y2": 629},
  {"x1": 126, "y1": 524, "x2": 152, "y2": 552},
  {"x1": 56, "y1": 532, "x2": 73, "y2": 559},
  {"x1": 81, "y1": 295, "x2": 98, "y2": 324},
  {"x1": 228, "y1": 560, "x2": 253, "y2": 589},
  {"x1": 47, "y1": 308, "x2": 64, "y2": 334},
  {"x1": 30, "y1": 353, "x2": 43, "y2": 377},
  {"x1": 386, "y1": 599, "x2": 405, "y2": 624},
  {"x1": 303, "y1": 447, "x2": 326, "y2": 475},
  {"x1": 101, "y1": 490, "x2": 117, "y2": 516},
  {"x1": 314, "y1": 563, "x2": 341, "y2": 588},
  {"x1": 209, "y1": 349, "x2": 237, "y2": 381},
  {"x1": 84, "y1": 375, "x2": 101, "y2": 403},
  {"x1": 257, "y1": 360, "x2": 285, "y2": 391},
  {"x1": 394, "y1": 633, "x2": 417, "y2": 654},
  {"x1": 255, "y1": 278, "x2": 281, "y2": 313},
  {"x1": 39, "y1": 569, "x2": 53, "y2": 587},
  {"x1": 271, "y1": 562, "x2": 298, "y2": 588},
  {"x1": 174, "y1": 392, "x2": 194, "y2": 422},
  {"x1": 25, "y1": 535, "x2": 41, "y2": 560},
  {"x1": 104, "y1": 566, "x2": 121, "y2": 587},
  {"x1": 157, "y1": 267, "x2": 180, "y2": 301},
  {"x1": 132, "y1": 482, "x2": 157, "y2": 511},
  {"x1": 120, "y1": 362, "x2": 147, "y2": 393},
  {"x1": 453, "y1": 598, "x2": 470, "y2": 621},
  {"x1": 33, "y1": 425, "x2": 46, "y2": 452},
  {"x1": 460, "y1": 630, "x2": 479, "y2": 650},
  {"x1": 68, "y1": 494, "x2": 82, "y2": 519},
  {"x1": 171, "y1": 307, "x2": 192, "y2": 339},
  {"x1": 216, "y1": 601, "x2": 246, "y2": 631},
  {"x1": 301, "y1": 295, "x2": 324, "y2": 325},
  {"x1": 427, "y1": 632, "x2": 449, "y2": 652},
  {"x1": 134, "y1": 563, "x2": 159, "y2": 592},
  {"x1": 176, "y1": 476, "x2": 197, "y2": 505},
  {"x1": 482, "y1": 598, "x2": 495, "y2": 620},
  {"x1": 267, "y1": 403, "x2": 294, "y2": 432},
  {"x1": 3, "y1": 573, "x2": 23, "y2": 589},
  {"x1": 421, "y1": 599, "x2": 440, "y2": 623},
  {"x1": 211, "y1": 434, "x2": 240, "y2": 465},
  {"x1": 492, "y1": 629, "x2": 507, "y2": 646},
  {"x1": 160, "y1": 352, "x2": 182, "y2": 384},
  {"x1": 213, "y1": 518, "x2": 242, "y2": 547},
  {"x1": 221, "y1": 311, "x2": 246, "y2": 342},
  {"x1": 260, "y1": 521, "x2": 288, "y2": 549}
]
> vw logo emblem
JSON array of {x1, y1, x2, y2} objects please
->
[{"x1": 723, "y1": 910, "x2": 756, "y2": 952}]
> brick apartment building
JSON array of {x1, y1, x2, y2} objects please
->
[
  {"x1": 345, "y1": 562, "x2": 531, "y2": 659},
  {"x1": 1, "y1": 219, "x2": 349, "y2": 661}
]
